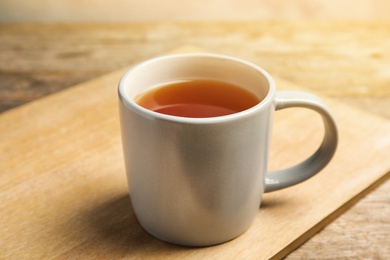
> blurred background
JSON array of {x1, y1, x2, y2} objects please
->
[{"x1": 1, "y1": 0, "x2": 390, "y2": 22}]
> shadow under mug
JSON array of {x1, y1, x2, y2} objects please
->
[{"x1": 118, "y1": 53, "x2": 338, "y2": 246}]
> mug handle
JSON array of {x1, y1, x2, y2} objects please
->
[{"x1": 265, "y1": 90, "x2": 338, "y2": 192}]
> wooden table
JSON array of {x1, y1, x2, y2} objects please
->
[{"x1": 1, "y1": 22, "x2": 389, "y2": 259}]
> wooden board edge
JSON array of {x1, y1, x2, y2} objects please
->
[{"x1": 272, "y1": 170, "x2": 390, "y2": 260}]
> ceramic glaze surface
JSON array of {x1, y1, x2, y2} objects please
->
[{"x1": 118, "y1": 54, "x2": 338, "y2": 246}]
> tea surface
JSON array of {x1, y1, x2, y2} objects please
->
[{"x1": 135, "y1": 79, "x2": 260, "y2": 118}]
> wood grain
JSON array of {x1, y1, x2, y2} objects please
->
[
  {"x1": 1, "y1": 22, "x2": 390, "y2": 117},
  {"x1": 1, "y1": 22, "x2": 390, "y2": 259},
  {"x1": 1, "y1": 45, "x2": 390, "y2": 259}
]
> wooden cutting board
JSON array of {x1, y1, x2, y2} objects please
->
[{"x1": 1, "y1": 46, "x2": 390, "y2": 259}]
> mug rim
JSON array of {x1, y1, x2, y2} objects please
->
[{"x1": 118, "y1": 53, "x2": 276, "y2": 124}]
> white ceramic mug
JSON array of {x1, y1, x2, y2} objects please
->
[{"x1": 118, "y1": 53, "x2": 338, "y2": 246}]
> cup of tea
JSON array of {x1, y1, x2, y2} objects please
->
[{"x1": 118, "y1": 53, "x2": 338, "y2": 246}]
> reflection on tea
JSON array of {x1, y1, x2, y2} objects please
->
[{"x1": 135, "y1": 79, "x2": 260, "y2": 118}]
